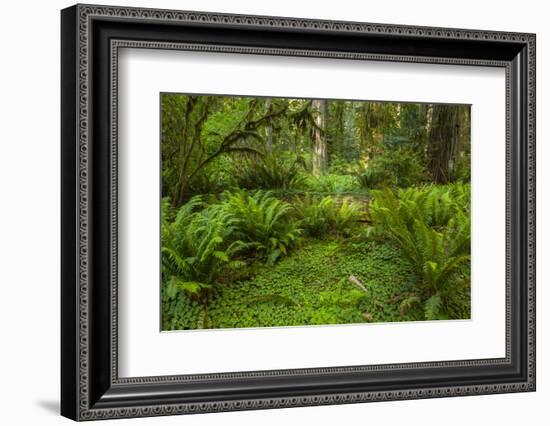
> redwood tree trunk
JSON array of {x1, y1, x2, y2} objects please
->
[
  {"x1": 428, "y1": 104, "x2": 459, "y2": 184},
  {"x1": 312, "y1": 99, "x2": 327, "y2": 176},
  {"x1": 264, "y1": 98, "x2": 273, "y2": 152}
]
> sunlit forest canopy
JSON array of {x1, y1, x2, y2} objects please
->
[
  {"x1": 160, "y1": 93, "x2": 471, "y2": 330},
  {"x1": 161, "y1": 94, "x2": 471, "y2": 206}
]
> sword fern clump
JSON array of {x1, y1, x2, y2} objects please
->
[
  {"x1": 368, "y1": 185, "x2": 471, "y2": 320},
  {"x1": 233, "y1": 153, "x2": 307, "y2": 190},
  {"x1": 293, "y1": 194, "x2": 361, "y2": 237},
  {"x1": 222, "y1": 190, "x2": 302, "y2": 264},
  {"x1": 161, "y1": 190, "x2": 302, "y2": 327},
  {"x1": 161, "y1": 196, "x2": 248, "y2": 302}
]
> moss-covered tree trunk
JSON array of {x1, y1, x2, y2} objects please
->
[{"x1": 174, "y1": 96, "x2": 213, "y2": 205}]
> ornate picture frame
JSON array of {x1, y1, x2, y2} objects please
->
[{"x1": 61, "y1": 4, "x2": 535, "y2": 421}]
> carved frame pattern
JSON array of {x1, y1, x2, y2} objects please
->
[{"x1": 61, "y1": 3, "x2": 536, "y2": 421}]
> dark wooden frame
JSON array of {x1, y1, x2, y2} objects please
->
[{"x1": 61, "y1": 3, "x2": 536, "y2": 421}]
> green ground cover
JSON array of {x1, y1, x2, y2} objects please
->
[{"x1": 163, "y1": 236, "x2": 422, "y2": 330}]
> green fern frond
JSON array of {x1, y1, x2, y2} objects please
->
[
  {"x1": 424, "y1": 293, "x2": 443, "y2": 320},
  {"x1": 369, "y1": 184, "x2": 471, "y2": 320}
]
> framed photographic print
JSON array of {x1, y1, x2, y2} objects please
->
[{"x1": 61, "y1": 4, "x2": 536, "y2": 421}]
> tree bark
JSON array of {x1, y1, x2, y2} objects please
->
[
  {"x1": 312, "y1": 99, "x2": 327, "y2": 176},
  {"x1": 329, "y1": 101, "x2": 345, "y2": 159},
  {"x1": 264, "y1": 98, "x2": 273, "y2": 152},
  {"x1": 425, "y1": 104, "x2": 433, "y2": 135},
  {"x1": 396, "y1": 103, "x2": 402, "y2": 128},
  {"x1": 175, "y1": 96, "x2": 211, "y2": 205},
  {"x1": 428, "y1": 104, "x2": 459, "y2": 184}
]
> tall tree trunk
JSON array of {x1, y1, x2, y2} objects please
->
[
  {"x1": 175, "y1": 96, "x2": 212, "y2": 205},
  {"x1": 264, "y1": 98, "x2": 273, "y2": 152},
  {"x1": 396, "y1": 103, "x2": 402, "y2": 128},
  {"x1": 343, "y1": 101, "x2": 361, "y2": 162},
  {"x1": 330, "y1": 101, "x2": 345, "y2": 159},
  {"x1": 425, "y1": 104, "x2": 433, "y2": 134},
  {"x1": 428, "y1": 104, "x2": 459, "y2": 184},
  {"x1": 312, "y1": 99, "x2": 327, "y2": 176},
  {"x1": 358, "y1": 103, "x2": 369, "y2": 153},
  {"x1": 458, "y1": 106, "x2": 471, "y2": 154}
]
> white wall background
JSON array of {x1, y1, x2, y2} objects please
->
[{"x1": 0, "y1": 0, "x2": 546, "y2": 424}]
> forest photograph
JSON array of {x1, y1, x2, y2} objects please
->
[{"x1": 160, "y1": 93, "x2": 472, "y2": 331}]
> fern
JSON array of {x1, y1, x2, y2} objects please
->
[
  {"x1": 223, "y1": 190, "x2": 302, "y2": 264},
  {"x1": 293, "y1": 194, "x2": 333, "y2": 236},
  {"x1": 293, "y1": 194, "x2": 361, "y2": 237},
  {"x1": 368, "y1": 185, "x2": 471, "y2": 319},
  {"x1": 233, "y1": 153, "x2": 306, "y2": 190},
  {"x1": 399, "y1": 294, "x2": 421, "y2": 316},
  {"x1": 327, "y1": 197, "x2": 362, "y2": 237},
  {"x1": 355, "y1": 164, "x2": 388, "y2": 189},
  {"x1": 165, "y1": 277, "x2": 212, "y2": 299},
  {"x1": 161, "y1": 196, "x2": 247, "y2": 301},
  {"x1": 424, "y1": 292, "x2": 444, "y2": 320}
]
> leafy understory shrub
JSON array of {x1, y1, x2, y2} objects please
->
[
  {"x1": 293, "y1": 193, "x2": 362, "y2": 237},
  {"x1": 355, "y1": 146, "x2": 428, "y2": 189},
  {"x1": 368, "y1": 185, "x2": 471, "y2": 320},
  {"x1": 223, "y1": 190, "x2": 302, "y2": 264},
  {"x1": 304, "y1": 173, "x2": 359, "y2": 193}
]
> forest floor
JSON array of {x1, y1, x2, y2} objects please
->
[
  {"x1": 201, "y1": 235, "x2": 422, "y2": 329},
  {"x1": 161, "y1": 184, "x2": 471, "y2": 331}
]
